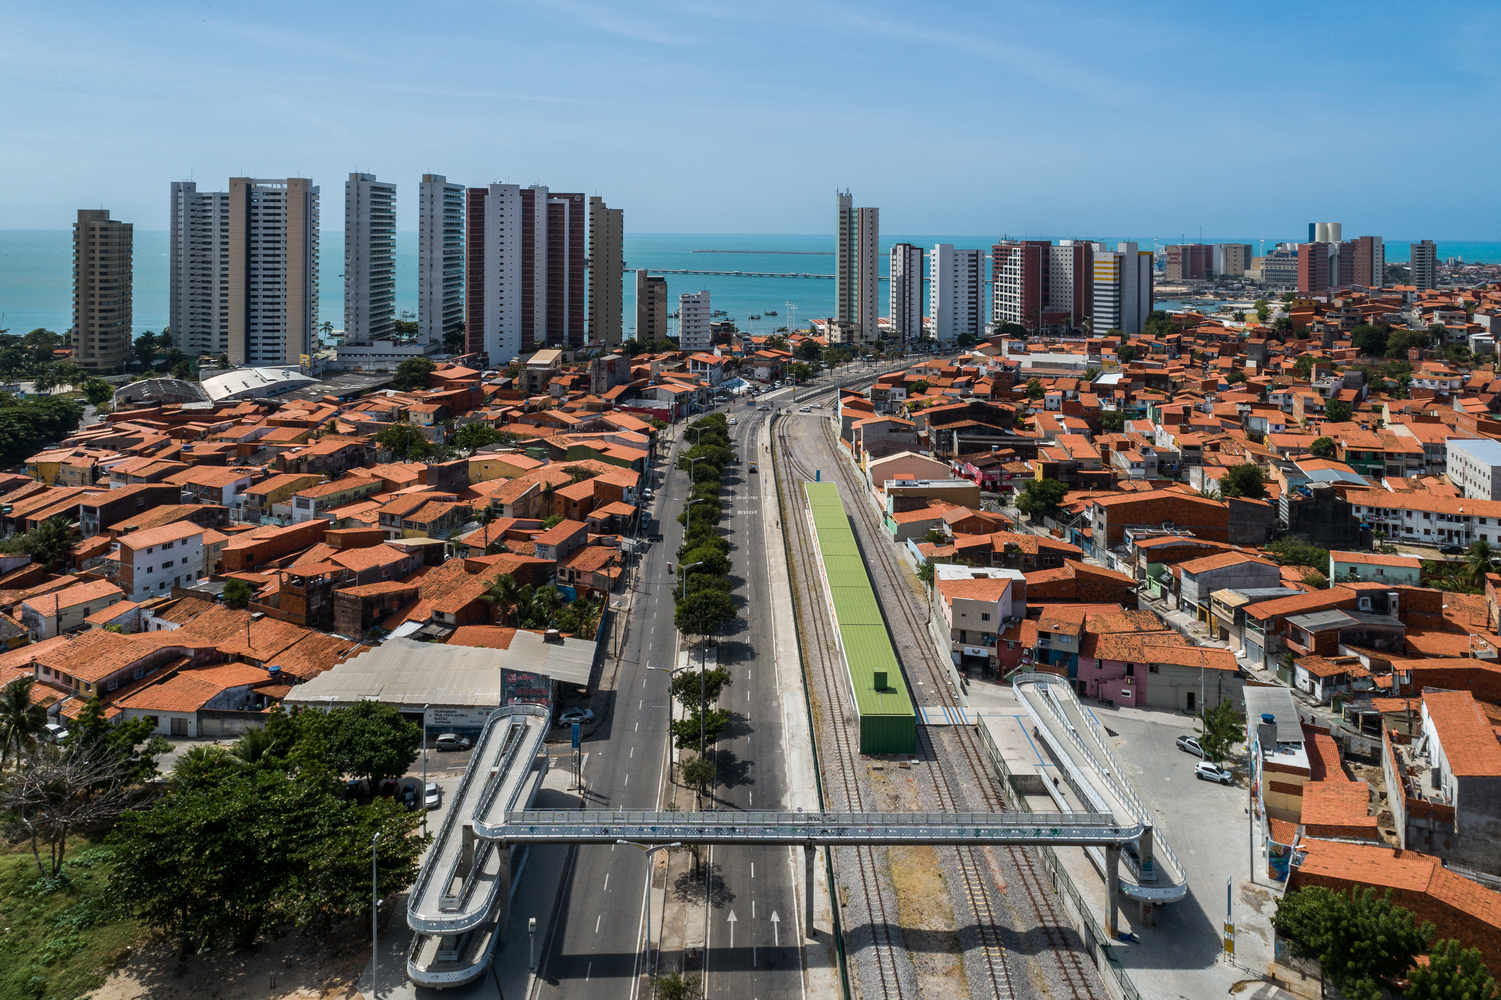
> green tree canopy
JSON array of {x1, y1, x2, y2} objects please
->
[
  {"x1": 391, "y1": 357, "x2": 436, "y2": 391},
  {"x1": 1025, "y1": 378, "x2": 1045, "y2": 399},
  {"x1": 671, "y1": 667, "x2": 732, "y2": 709},
  {"x1": 1387, "y1": 328, "x2": 1430, "y2": 359},
  {"x1": 1016, "y1": 478, "x2": 1069, "y2": 517},
  {"x1": 1195, "y1": 701, "x2": 1245, "y2": 764},
  {"x1": 1273, "y1": 886, "x2": 1432, "y2": 1000},
  {"x1": 675, "y1": 588, "x2": 736, "y2": 638},
  {"x1": 670, "y1": 707, "x2": 731, "y2": 750},
  {"x1": 83, "y1": 377, "x2": 114, "y2": 406},
  {"x1": 1218, "y1": 463, "x2": 1267, "y2": 500},
  {"x1": 1406, "y1": 938, "x2": 1500, "y2": 1000},
  {"x1": 321, "y1": 700, "x2": 422, "y2": 786},
  {"x1": 0, "y1": 514, "x2": 76, "y2": 572},
  {"x1": 108, "y1": 726, "x2": 423, "y2": 953},
  {"x1": 374, "y1": 422, "x2": 437, "y2": 462},
  {"x1": 1350, "y1": 324, "x2": 1388, "y2": 357},
  {"x1": 1265, "y1": 537, "x2": 1330, "y2": 570},
  {"x1": 1310, "y1": 436, "x2": 1336, "y2": 458},
  {"x1": 221, "y1": 577, "x2": 255, "y2": 609},
  {"x1": 1324, "y1": 398, "x2": 1353, "y2": 423},
  {"x1": 1099, "y1": 409, "x2": 1126, "y2": 432},
  {"x1": 1117, "y1": 344, "x2": 1138, "y2": 362},
  {"x1": 456, "y1": 421, "x2": 499, "y2": 452}
]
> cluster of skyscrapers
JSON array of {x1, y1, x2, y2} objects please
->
[{"x1": 151, "y1": 174, "x2": 626, "y2": 373}]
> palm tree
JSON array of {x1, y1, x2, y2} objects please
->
[
  {"x1": 482, "y1": 573, "x2": 523, "y2": 627},
  {"x1": 1463, "y1": 539, "x2": 1496, "y2": 587},
  {"x1": 0, "y1": 677, "x2": 48, "y2": 767},
  {"x1": 571, "y1": 597, "x2": 603, "y2": 640},
  {"x1": 530, "y1": 585, "x2": 563, "y2": 628}
]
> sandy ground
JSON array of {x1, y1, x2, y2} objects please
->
[{"x1": 90, "y1": 921, "x2": 377, "y2": 1000}]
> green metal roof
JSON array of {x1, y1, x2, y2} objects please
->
[{"x1": 803, "y1": 482, "x2": 916, "y2": 735}]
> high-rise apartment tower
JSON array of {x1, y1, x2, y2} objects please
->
[
  {"x1": 1410, "y1": 240, "x2": 1438, "y2": 290},
  {"x1": 834, "y1": 191, "x2": 878, "y2": 344},
  {"x1": 227, "y1": 177, "x2": 319, "y2": 367},
  {"x1": 344, "y1": 173, "x2": 396, "y2": 345},
  {"x1": 635, "y1": 270, "x2": 668, "y2": 342},
  {"x1": 169, "y1": 182, "x2": 231, "y2": 357},
  {"x1": 419, "y1": 174, "x2": 465, "y2": 348},
  {"x1": 465, "y1": 183, "x2": 588, "y2": 364},
  {"x1": 929, "y1": 244, "x2": 985, "y2": 348},
  {"x1": 991, "y1": 240, "x2": 1093, "y2": 334},
  {"x1": 888, "y1": 243, "x2": 923, "y2": 347},
  {"x1": 1092, "y1": 242, "x2": 1154, "y2": 335},
  {"x1": 588, "y1": 196, "x2": 624, "y2": 345},
  {"x1": 72, "y1": 210, "x2": 132, "y2": 371},
  {"x1": 678, "y1": 290, "x2": 711, "y2": 352}
]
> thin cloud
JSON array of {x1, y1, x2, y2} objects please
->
[{"x1": 544, "y1": 0, "x2": 699, "y2": 45}]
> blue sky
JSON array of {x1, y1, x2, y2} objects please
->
[{"x1": 3, "y1": 1, "x2": 1499, "y2": 236}]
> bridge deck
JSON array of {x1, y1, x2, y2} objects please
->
[
  {"x1": 1013, "y1": 672, "x2": 1189, "y2": 902},
  {"x1": 493, "y1": 808, "x2": 1141, "y2": 846},
  {"x1": 407, "y1": 706, "x2": 550, "y2": 936}
]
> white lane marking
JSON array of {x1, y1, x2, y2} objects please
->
[
  {"x1": 639, "y1": 699, "x2": 642, "y2": 710},
  {"x1": 624, "y1": 773, "x2": 630, "y2": 786},
  {"x1": 604, "y1": 873, "x2": 610, "y2": 891},
  {"x1": 751, "y1": 862, "x2": 755, "y2": 878},
  {"x1": 595, "y1": 914, "x2": 602, "y2": 933},
  {"x1": 630, "y1": 746, "x2": 634, "y2": 758},
  {"x1": 635, "y1": 722, "x2": 639, "y2": 732},
  {"x1": 586, "y1": 962, "x2": 592, "y2": 981},
  {"x1": 749, "y1": 790, "x2": 753, "y2": 805},
  {"x1": 753, "y1": 899, "x2": 756, "y2": 918}
]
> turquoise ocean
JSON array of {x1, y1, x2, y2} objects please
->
[{"x1": 3, "y1": 230, "x2": 1498, "y2": 341}]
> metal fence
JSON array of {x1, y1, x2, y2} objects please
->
[{"x1": 978, "y1": 719, "x2": 1143, "y2": 1000}]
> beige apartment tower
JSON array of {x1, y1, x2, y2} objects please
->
[
  {"x1": 72, "y1": 209, "x2": 133, "y2": 371},
  {"x1": 588, "y1": 196, "x2": 624, "y2": 345},
  {"x1": 228, "y1": 177, "x2": 319, "y2": 367}
]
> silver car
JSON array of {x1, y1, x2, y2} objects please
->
[{"x1": 423, "y1": 781, "x2": 442, "y2": 810}]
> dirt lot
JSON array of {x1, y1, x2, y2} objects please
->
[{"x1": 92, "y1": 921, "x2": 378, "y2": 1000}]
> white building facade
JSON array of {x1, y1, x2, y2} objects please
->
[
  {"x1": 169, "y1": 181, "x2": 231, "y2": 357},
  {"x1": 419, "y1": 174, "x2": 466, "y2": 349},
  {"x1": 930, "y1": 244, "x2": 985, "y2": 348},
  {"x1": 1091, "y1": 241, "x2": 1154, "y2": 334},
  {"x1": 118, "y1": 523, "x2": 206, "y2": 601},
  {"x1": 678, "y1": 290, "x2": 711, "y2": 351},
  {"x1": 343, "y1": 173, "x2": 397, "y2": 345},
  {"x1": 888, "y1": 243, "x2": 923, "y2": 348},
  {"x1": 482, "y1": 182, "x2": 524, "y2": 364},
  {"x1": 1447, "y1": 439, "x2": 1501, "y2": 501}
]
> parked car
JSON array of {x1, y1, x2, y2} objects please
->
[
  {"x1": 799, "y1": 405, "x2": 812, "y2": 412},
  {"x1": 424, "y1": 781, "x2": 443, "y2": 810},
  {"x1": 642, "y1": 487, "x2": 654, "y2": 500},
  {"x1": 434, "y1": 733, "x2": 471, "y2": 751},
  {"x1": 400, "y1": 783, "x2": 419, "y2": 811},
  {"x1": 1440, "y1": 544, "x2": 1465, "y2": 555},
  {"x1": 43, "y1": 722, "x2": 69, "y2": 743},
  {"x1": 559, "y1": 708, "x2": 595, "y2": 725},
  {"x1": 378, "y1": 777, "x2": 398, "y2": 797},
  {"x1": 1195, "y1": 761, "x2": 1234, "y2": 785},
  {"x1": 1175, "y1": 735, "x2": 1206, "y2": 758}
]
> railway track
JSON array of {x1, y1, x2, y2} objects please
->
[
  {"x1": 785, "y1": 409, "x2": 1105, "y2": 1000},
  {"x1": 773, "y1": 411, "x2": 905, "y2": 1000}
]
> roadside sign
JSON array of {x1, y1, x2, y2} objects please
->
[
  {"x1": 572, "y1": 723, "x2": 581, "y2": 749},
  {"x1": 1223, "y1": 921, "x2": 1235, "y2": 956}
]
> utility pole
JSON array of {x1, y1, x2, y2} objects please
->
[{"x1": 370, "y1": 832, "x2": 381, "y2": 999}]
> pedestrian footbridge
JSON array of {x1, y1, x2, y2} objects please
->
[
  {"x1": 1012, "y1": 671, "x2": 1189, "y2": 928},
  {"x1": 405, "y1": 697, "x2": 1156, "y2": 986},
  {"x1": 406, "y1": 705, "x2": 551, "y2": 987}
]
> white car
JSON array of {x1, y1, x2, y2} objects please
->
[
  {"x1": 1194, "y1": 762, "x2": 1234, "y2": 786},
  {"x1": 424, "y1": 781, "x2": 442, "y2": 810},
  {"x1": 727, "y1": 417, "x2": 737, "y2": 425}
]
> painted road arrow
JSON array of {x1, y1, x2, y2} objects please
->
[
  {"x1": 770, "y1": 910, "x2": 780, "y2": 946},
  {"x1": 727, "y1": 909, "x2": 737, "y2": 948}
]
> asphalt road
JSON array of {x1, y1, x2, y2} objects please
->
[{"x1": 534, "y1": 366, "x2": 904, "y2": 1000}]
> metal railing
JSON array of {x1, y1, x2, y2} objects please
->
[
  {"x1": 494, "y1": 808, "x2": 1141, "y2": 846},
  {"x1": 977, "y1": 715, "x2": 1143, "y2": 1000}
]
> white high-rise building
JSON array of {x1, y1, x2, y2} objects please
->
[
  {"x1": 834, "y1": 191, "x2": 878, "y2": 344},
  {"x1": 343, "y1": 173, "x2": 396, "y2": 345},
  {"x1": 888, "y1": 243, "x2": 923, "y2": 347},
  {"x1": 419, "y1": 174, "x2": 465, "y2": 348},
  {"x1": 169, "y1": 181, "x2": 231, "y2": 357},
  {"x1": 480, "y1": 183, "x2": 524, "y2": 364},
  {"x1": 1091, "y1": 241, "x2": 1154, "y2": 335},
  {"x1": 929, "y1": 244, "x2": 985, "y2": 349},
  {"x1": 227, "y1": 178, "x2": 319, "y2": 367},
  {"x1": 679, "y1": 290, "x2": 711, "y2": 351}
]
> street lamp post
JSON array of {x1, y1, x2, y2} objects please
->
[
  {"x1": 618, "y1": 839, "x2": 681, "y2": 976},
  {"x1": 675, "y1": 495, "x2": 706, "y2": 536},
  {"x1": 371, "y1": 831, "x2": 381, "y2": 999},
  {"x1": 421, "y1": 704, "x2": 429, "y2": 835}
]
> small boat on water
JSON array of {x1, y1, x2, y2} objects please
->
[
  {"x1": 765, "y1": 310, "x2": 778, "y2": 316},
  {"x1": 749, "y1": 314, "x2": 761, "y2": 320}
]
